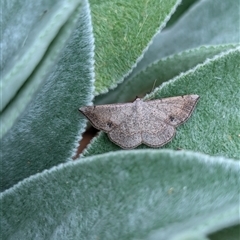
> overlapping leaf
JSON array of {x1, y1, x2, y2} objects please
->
[
  {"x1": 1, "y1": 150, "x2": 239, "y2": 239},
  {"x1": 1, "y1": 0, "x2": 95, "y2": 191},
  {"x1": 90, "y1": 0, "x2": 181, "y2": 94}
]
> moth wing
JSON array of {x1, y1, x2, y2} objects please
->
[
  {"x1": 139, "y1": 95, "x2": 199, "y2": 147},
  {"x1": 141, "y1": 119, "x2": 176, "y2": 147},
  {"x1": 145, "y1": 95, "x2": 199, "y2": 126},
  {"x1": 79, "y1": 102, "x2": 134, "y2": 132},
  {"x1": 107, "y1": 112, "x2": 142, "y2": 149}
]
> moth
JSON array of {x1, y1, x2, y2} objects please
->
[{"x1": 79, "y1": 95, "x2": 199, "y2": 149}]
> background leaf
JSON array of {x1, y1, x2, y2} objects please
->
[
  {"x1": 95, "y1": 44, "x2": 238, "y2": 104},
  {"x1": 96, "y1": 0, "x2": 240, "y2": 105},
  {"x1": 1, "y1": 150, "x2": 239, "y2": 239},
  {"x1": 90, "y1": 0, "x2": 182, "y2": 94},
  {"x1": 132, "y1": 0, "x2": 240, "y2": 78},
  {"x1": 0, "y1": 0, "x2": 95, "y2": 191},
  {"x1": 1, "y1": 0, "x2": 82, "y2": 111},
  {"x1": 1, "y1": 1, "x2": 89, "y2": 138}
]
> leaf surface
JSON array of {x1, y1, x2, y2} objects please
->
[{"x1": 1, "y1": 150, "x2": 239, "y2": 239}]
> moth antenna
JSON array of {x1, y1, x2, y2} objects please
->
[
  {"x1": 146, "y1": 79, "x2": 157, "y2": 100},
  {"x1": 151, "y1": 79, "x2": 157, "y2": 93}
]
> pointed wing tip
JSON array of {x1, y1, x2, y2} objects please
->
[
  {"x1": 79, "y1": 106, "x2": 87, "y2": 113},
  {"x1": 190, "y1": 94, "x2": 200, "y2": 101},
  {"x1": 79, "y1": 106, "x2": 95, "y2": 115}
]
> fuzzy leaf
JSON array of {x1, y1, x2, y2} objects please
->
[
  {"x1": 1, "y1": 0, "x2": 82, "y2": 111},
  {"x1": 90, "y1": 0, "x2": 182, "y2": 95},
  {"x1": 1, "y1": 1, "x2": 89, "y2": 138},
  {"x1": 1, "y1": 150, "x2": 239, "y2": 239},
  {"x1": 82, "y1": 47, "x2": 240, "y2": 159},
  {"x1": 95, "y1": 44, "x2": 238, "y2": 104},
  {"x1": 132, "y1": 0, "x2": 240, "y2": 78},
  {"x1": 0, "y1": 0, "x2": 95, "y2": 191}
]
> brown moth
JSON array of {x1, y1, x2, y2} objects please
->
[{"x1": 79, "y1": 95, "x2": 199, "y2": 149}]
